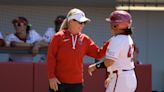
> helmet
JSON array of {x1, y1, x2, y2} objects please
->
[{"x1": 106, "y1": 10, "x2": 132, "y2": 27}]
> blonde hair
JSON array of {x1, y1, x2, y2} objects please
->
[
  {"x1": 59, "y1": 19, "x2": 68, "y2": 31},
  {"x1": 59, "y1": 8, "x2": 75, "y2": 31},
  {"x1": 59, "y1": 8, "x2": 89, "y2": 31}
]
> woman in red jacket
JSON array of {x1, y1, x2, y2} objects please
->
[{"x1": 47, "y1": 8, "x2": 109, "y2": 92}]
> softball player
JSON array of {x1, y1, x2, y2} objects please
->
[
  {"x1": 43, "y1": 15, "x2": 66, "y2": 43},
  {"x1": 5, "y1": 17, "x2": 43, "y2": 62},
  {"x1": 43, "y1": 27, "x2": 55, "y2": 43},
  {"x1": 38, "y1": 16, "x2": 66, "y2": 63},
  {"x1": 88, "y1": 10, "x2": 137, "y2": 92}
]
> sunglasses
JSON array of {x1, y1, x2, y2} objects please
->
[
  {"x1": 14, "y1": 22, "x2": 26, "y2": 27},
  {"x1": 73, "y1": 19, "x2": 87, "y2": 25}
]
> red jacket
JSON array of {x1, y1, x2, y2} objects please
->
[{"x1": 46, "y1": 29, "x2": 109, "y2": 84}]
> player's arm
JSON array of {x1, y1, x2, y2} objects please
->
[
  {"x1": 104, "y1": 59, "x2": 115, "y2": 67},
  {"x1": 86, "y1": 38, "x2": 109, "y2": 60},
  {"x1": 88, "y1": 59, "x2": 114, "y2": 76},
  {"x1": 31, "y1": 41, "x2": 48, "y2": 55},
  {"x1": 88, "y1": 37, "x2": 118, "y2": 76},
  {"x1": 10, "y1": 41, "x2": 32, "y2": 47},
  {"x1": 35, "y1": 40, "x2": 49, "y2": 47}
]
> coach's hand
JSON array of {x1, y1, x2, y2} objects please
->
[
  {"x1": 49, "y1": 77, "x2": 61, "y2": 91},
  {"x1": 88, "y1": 64, "x2": 96, "y2": 76}
]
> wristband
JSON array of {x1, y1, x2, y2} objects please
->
[{"x1": 95, "y1": 61, "x2": 106, "y2": 69}]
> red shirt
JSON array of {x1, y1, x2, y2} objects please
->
[{"x1": 46, "y1": 29, "x2": 109, "y2": 83}]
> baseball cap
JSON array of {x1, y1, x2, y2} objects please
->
[{"x1": 67, "y1": 8, "x2": 91, "y2": 22}]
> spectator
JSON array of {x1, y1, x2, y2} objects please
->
[
  {"x1": 46, "y1": 8, "x2": 109, "y2": 92},
  {"x1": 43, "y1": 15, "x2": 66, "y2": 44},
  {"x1": 35, "y1": 15, "x2": 66, "y2": 63},
  {"x1": 5, "y1": 16, "x2": 43, "y2": 62}
]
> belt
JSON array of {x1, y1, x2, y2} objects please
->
[
  {"x1": 108, "y1": 69, "x2": 134, "y2": 75},
  {"x1": 108, "y1": 69, "x2": 134, "y2": 92},
  {"x1": 122, "y1": 68, "x2": 134, "y2": 71}
]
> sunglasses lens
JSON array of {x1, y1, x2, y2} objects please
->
[
  {"x1": 15, "y1": 23, "x2": 25, "y2": 27},
  {"x1": 80, "y1": 22, "x2": 87, "y2": 25},
  {"x1": 73, "y1": 19, "x2": 86, "y2": 25}
]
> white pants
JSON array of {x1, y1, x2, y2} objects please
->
[{"x1": 106, "y1": 70, "x2": 137, "y2": 92}]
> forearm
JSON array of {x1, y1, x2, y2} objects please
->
[
  {"x1": 104, "y1": 59, "x2": 114, "y2": 67},
  {"x1": 10, "y1": 41, "x2": 32, "y2": 47},
  {"x1": 95, "y1": 58, "x2": 114, "y2": 69},
  {"x1": 87, "y1": 41, "x2": 110, "y2": 60},
  {"x1": 34, "y1": 40, "x2": 49, "y2": 48},
  {"x1": 97, "y1": 41, "x2": 110, "y2": 58}
]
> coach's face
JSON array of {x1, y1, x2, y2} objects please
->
[{"x1": 68, "y1": 19, "x2": 86, "y2": 34}]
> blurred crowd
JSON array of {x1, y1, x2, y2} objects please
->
[
  {"x1": 0, "y1": 15, "x2": 141, "y2": 64},
  {"x1": 0, "y1": 15, "x2": 66, "y2": 62}
]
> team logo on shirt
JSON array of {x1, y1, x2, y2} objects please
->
[
  {"x1": 26, "y1": 36, "x2": 31, "y2": 43},
  {"x1": 44, "y1": 35, "x2": 49, "y2": 39}
]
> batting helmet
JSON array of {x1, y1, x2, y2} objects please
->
[{"x1": 106, "y1": 10, "x2": 132, "y2": 28}]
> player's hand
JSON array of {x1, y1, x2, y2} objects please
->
[
  {"x1": 32, "y1": 43, "x2": 40, "y2": 55},
  {"x1": 104, "y1": 77, "x2": 110, "y2": 88},
  {"x1": 88, "y1": 64, "x2": 96, "y2": 76},
  {"x1": 49, "y1": 77, "x2": 61, "y2": 91}
]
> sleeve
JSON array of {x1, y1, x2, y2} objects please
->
[
  {"x1": 29, "y1": 30, "x2": 43, "y2": 44},
  {"x1": 43, "y1": 28, "x2": 54, "y2": 43},
  {"x1": 5, "y1": 34, "x2": 16, "y2": 47},
  {"x1": 46, "y1": 35, "x2": 60, "y2": 79},
  {"x1": 86, "y1": 37, "x2": 109, "y2": 60},
  {"x1": 105, "y1": 37, "x2": 122, "y2": 61}
]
